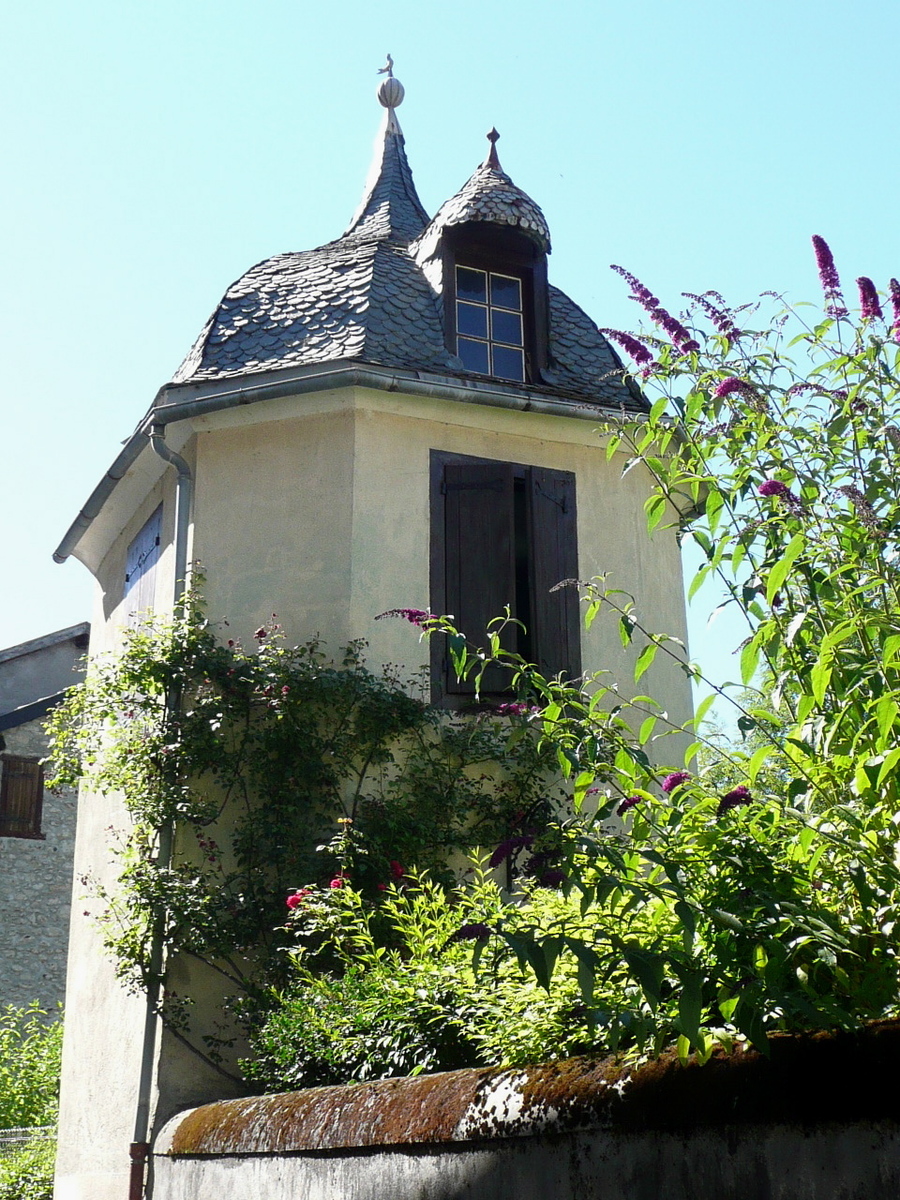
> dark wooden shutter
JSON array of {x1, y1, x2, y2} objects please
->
[
  {"x1": 528, "y1": 467, "x2": 580, "y2": 680},
  {"x1": 443, "y1": 462, "x2": 517, "y2": 694},
  {"x1": 0, "y1": 755, "x2": 44, "y2": 838}
]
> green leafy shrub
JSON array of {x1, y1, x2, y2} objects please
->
[
  {"x1": 0, "y1": 1140, "x2": 55, "y2": 1200},
  {"x1": 0, "y1": 1005, "x2": 61, "y2": 1129},
  {"x1": 243, "y1": 872, "x2": 600, "y2": 1089},
  {"x1": 408, "y1": 244, "x2": 900, "y2": 1058},
  {"x1": 0, "y1": 1005, "x2": 61, "y2": 1200}
]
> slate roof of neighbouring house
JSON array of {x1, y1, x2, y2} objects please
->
[{"x1": 171, "y1": 91, "x2": 642, "y2": 411}]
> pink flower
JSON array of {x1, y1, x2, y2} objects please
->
[
  {"x1": 389, "y1": 860, "x2": 405, "y2": 880},
  {"x1": 286, "y1": 888, "x2": 311, "y2": 909},
  {"x1": 254, "y1": 627, "x2": 267, "y2": 641},
  {"x1": 617, "y1": 795, "x2": 642, "y2": 815},
  {"x1": 661, "y1": 771, "x2": 691, "y2": 794},
  {"x1": 329, "y1": 876, "x2": 346, "y2": 890}
]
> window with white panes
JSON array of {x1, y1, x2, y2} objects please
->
[{"x1": 455, "y1": 266, "x2": 525, "y2": 382}]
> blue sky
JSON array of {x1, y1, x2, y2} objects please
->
[{"x1": 2, "y1": 0, "x2": 898, "y2": 698}]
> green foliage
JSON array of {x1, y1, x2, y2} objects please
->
[
  {"x1": 0, "y1": 1139, "x2": 55, "y2": 1200},
  {"x1": 0, "y1": 1005, "x2": 61, "y2": 1129},
  {"x1": 412, "y1": 262, "x2": 900, "y2": 1058},
  {"x1": 46, "y1": 606, "x2": 563, "y2": 1074},
  {"x1": 0, "y1": 1005, "x2": 60, "y2": 1200},
  {"x1": 242, "y1": 872, "x2": 601, "y2": 1090}
]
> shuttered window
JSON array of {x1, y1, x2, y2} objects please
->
[
  {"x1": 431, "y1": 452, "x2": 580, "y2": 701},
  {"x1": 125, "y1": 506, "x2": 162, "y2": 621},
  {"x1": 0, "y1": 755, "x2": 44, "y2": 839}
]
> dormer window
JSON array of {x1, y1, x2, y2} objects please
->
[
  {"x1": 442, "y1": 224, "x2": 549, "y2": 386},
  {"x1": 456, "y1": 266, "x2": 525, "y2": 382}
]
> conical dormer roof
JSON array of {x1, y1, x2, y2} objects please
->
[{"x1": 413, "y1": 132, "x2": 550, "y2": 258}]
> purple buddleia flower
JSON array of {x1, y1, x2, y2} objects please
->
[
  {"x1": 714, "y1": 377, "x2": 751, "y2": 397},
  {"x1": 446, "y1": 922, "x2": 493, "y2": 944},
  {"x1": 683, "y1": 292, "x2": 741, "y2": 343},
  {"x1": 375, "y1": 608, "x2": 432, "y2": 626},
  {"x1": 786, "y1": 383, "x2": 848, "y2": 402},
  {"x1": 811, "y1": 235, "x2": 848, "y2": 318},
  {"x1": 857, "y1": 277, "x2": 883, "y2": 320},
  {"x1": 712, "y1": 377, "x2": 768, "y2": 412},
  {"x1": 538, "y1": 868, "x2": 566, "y2": 888},
  {"x1": 717, "y1": 784, "x2": 751, "y2": 817},
  {"x1": 616, "y1": 795, "x2": 642, "y2": 816},
  {"x1": 758, "y1": 479, "x2": 804, "y2": 513},
  {"x1": 611, "y1": 265, "x2": 660, "y2": 312},
  {"x1": 890, "y1": 279, "x2": 900, "y2": 344},
  {"x1": 488, "y1": 834, "x2": 534, "y2": 868},
  {"x1": 661, "y1": 771, "x2": 691, "y2": 794},
  {"x1": 599, "y1": 328, "x2": 654, "y2": 367},
  {"x1": 610, "y1": 266, "x2": 699, "y2": 355},
  {"x1": 655, "y1": 309, "x2": 700, "y2": 355},
  {"x1": 836, "y1": 485, "x2": 884, "y2": 535}
]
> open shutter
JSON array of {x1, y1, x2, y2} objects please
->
[
  {"x1": 0, "y1": 755, "x2": 44, "y2": 838},
  {"x1": 443, "y1": 462, "x2": 516, "y2": 694},
  {"x1": 528, "y1": 467, "x2": 580, "y2": 680}
]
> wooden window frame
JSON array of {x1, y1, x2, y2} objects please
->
[
  {"x1": 430, "y1": 450, "x2": 580, "y2": 707},
  {"x1": 442, "y1": 225, "x2": 549, "y2": 386},
  {"x1": 0, "y1": 754, "x2": 45, "y2": 840}
]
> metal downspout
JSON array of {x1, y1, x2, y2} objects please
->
[{"x1": 130, "y1": 424, "x2": 193, "y2": 1199}]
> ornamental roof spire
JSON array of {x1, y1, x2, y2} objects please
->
[
  {"x1": 342, "y1": 59, "x2": 429, "y2": 243},
  {"x1": 484, "y1": 127, "x2": 501, "y2": 170}
]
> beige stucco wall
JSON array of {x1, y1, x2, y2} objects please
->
[{"x1": 56, "y1": 383, "x2": 691, "y2": 1200}]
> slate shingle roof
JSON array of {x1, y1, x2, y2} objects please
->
[
  {"x1": 171, "y1": 111, "x2": 643, "y2": 411},
  {"x1": 412, "y1": 160, "x2": 551, "y2": 255}
]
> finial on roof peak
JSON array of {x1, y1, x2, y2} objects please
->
[
  {"x1": 484, "y1": 126, "x2": 501, "y2": 170},
  {"x1": 376, "y1": 55, "x2": 404, "y2": 110}
]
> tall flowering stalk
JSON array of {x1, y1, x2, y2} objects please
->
[
  {"x1": 890, "y1": 278, "x2": 900, "y2": 343},
  {"x1": 812, "y1": 234, "x2": 848, "y2": 318},
  {"x1": 857, "y1": 276, "x2": 883, "y2": 320},
  {"x1": 611, "y1": 265, "x2": 700, "y2": 354}
]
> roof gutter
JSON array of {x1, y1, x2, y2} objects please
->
[{"x1": 53, "y1": 362, "x2": 637, "y2": 565}]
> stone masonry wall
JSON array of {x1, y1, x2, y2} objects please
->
[{"x1": 0, "y1": 717, "x2": 76, "y2": 1012}]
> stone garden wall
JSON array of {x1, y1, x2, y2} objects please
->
[{"x1": 152, "y1": 1024, "x2": 900, "y2": 1200}]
